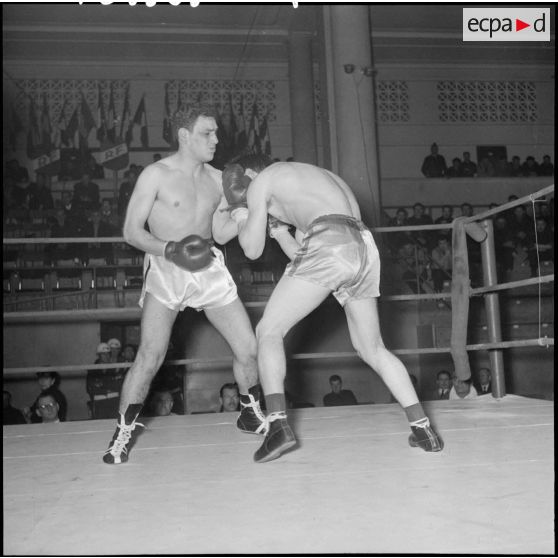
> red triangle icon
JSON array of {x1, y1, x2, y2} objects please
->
[{"x1": 516, "y1": 19, "x2": 530, "y2": 32}]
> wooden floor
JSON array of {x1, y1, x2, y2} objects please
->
[{"x1": 3, "y1": 395, "x2": 554, "y2": 555}]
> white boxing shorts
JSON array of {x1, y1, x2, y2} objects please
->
[
  {"x1": 139, "y1": 246, "x2": 238, "y2": 312},
  {"x1": 285, "y1": 214, "x2": 380, "y2": 306}
]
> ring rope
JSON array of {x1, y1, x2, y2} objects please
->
[{"x1": 3, "y1": 338, "x2": 553, "y2": 377}]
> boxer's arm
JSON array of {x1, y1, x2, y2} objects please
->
[
  {"x1": 236, "y1": 178, "x2": 270, "y2": 260},
  {"x1": 212, "y1": 194, "x2": 240, "y2": 244},
  {"x1": 122, "y1": 165, "x2": 166, "y2": 256},
  {"x1": 271, "y1": 226, "x2": 300, "y2": 260}
]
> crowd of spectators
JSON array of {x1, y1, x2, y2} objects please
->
[{"x1": 421, "y1": 144, "x2": 554, "y2": 179}]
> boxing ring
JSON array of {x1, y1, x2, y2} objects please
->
[{"x1": 3, "y1": 185, "x2": 554, "y2": 554}]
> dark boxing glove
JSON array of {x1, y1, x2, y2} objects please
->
[
  {"x1": 164, "y1": 235, "x2": 213, "y2": 272},
  {"x1": 222, "y1": 164, "x2": 252, "y2": 210}
]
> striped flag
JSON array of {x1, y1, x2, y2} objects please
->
[
  {"x1": 65, "y1": 105, "x2": 79, "y2": 147},
  {"x1": 78, "y1": 91, "x2": 96, "y2": 151},
  {"x1": 162, "y1": 83, "x2": 172, "y2": 145},
  {"x1": 26, "y1": 97, "x2": 43, "y2": 159},
  {"x1": 235, "y1": 94, "x2": 248, "y2": 153},
  {"x1": 96, "y1": 84, "x2": 107, "y2": 143},
  {"x1": 259, "y1": 110, "x2": 271, "y2": 156},
  {"x1": 132, "y1": 95, "x2": 149, "y2": 148},
  {"x1": 247, "y1": 99, "x2": 261, "y2": 154},
  {"x1": 106, "y1": 83, "x2": 117, "y2": 143},
  {"x1": 120, "y1": 84, "x2": 132, "y2": 144}
]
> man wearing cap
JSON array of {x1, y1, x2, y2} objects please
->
[
  {"x1": 87, "y1": 342, "x2": 124, "y2": 419},
  {"x1": 107, "y1": 338, "x2": 122, "y2": 363},
  {"x1": 26, "y1": 371, "x2": 67, "y2": 423}
]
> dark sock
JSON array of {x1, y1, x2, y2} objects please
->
[
  {"x1": 404, "y1": 403, "x2": 426, "y2": 424},
  {"x1": 266, "y1": 393, "x2": 286, "y2": 414}
]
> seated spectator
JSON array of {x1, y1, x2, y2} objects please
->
[
  {"x1": 121, "y1": 343, "x2": 137, "y2": 364},
  {"x1": 219, "y1": 382, "x2": 240, "y2": 412},
  {"x1": 509, "y1": 156, "x2": 522, "y2": 177},
  {"x1": 145, "y1": 390, "x2": 176, "y2": 417},
  {"x1": 323, "y1": 374, "x2": 358, "y2": 407},
  {"x1": 3, "y1": 390, "x2": 27, "y2": 425},
  {"x1": 118, "y1": 169, "x2": 138, "y2": 218},
  {"x1": 398, "y1": 241, "x2": 430, "y2": 294},
  {"x1": 460, "y1": 151, "x2": 477, "y2": 178},
  {"x1": 493, "y1": 215, "x2": 516, "y2": 275},
  {"x1": 434, "y1": 205, "x2": 453, "y2": 240},
  {"x1": 35, "y1": 394, "x2": 62, "y2": 424},
  {"x1": 520, "y1": 156, "x2": 539, "y2": 177},
  {"x1": 446, "y1": 157, "x2": 462, "y2": 178},
  {"x1": 495, "y1": 155, "x2": 511, "y2": 177},
  {"x1": 421, "y1": 142, "x2": 447, "y2": 178},
  {"x1": 538, "y1": 155, "x2": 554, "y2": 177},
  {"x1": 430, "y1": 235, "x2": 452, "y2": 292},
  {"x1": 5, "y1": 158, "x2": 29, "y2": 183},
  {"x1": 407, "y1": 202, "x2": 434, "y2": 250},
  {"x1": 449, "y1": 375, "x2": 478, "y2": 400},
  {"x1": 460, "y1": 203, "x2": 474, "y2": 218},
  {"x1": 387, "y1": 207, "x2": 411, "y2": 252},
  {"x1": 474, "y1": 367, "x2": 492, "y2": 395},
  {"x1": 100, "y1": 198, "x2": 121, "y2": 230},
  {"x1": 73, "y1": 172, "x2": 100, "y2": 211},
  {"x1": 84, "y1": 209, "x2": 119, "y2": 263},
  {"x1": 508, "y1": 204, "x2": 534, "y2": 251},
  {"x1": 539, "y1": 201, "x2": 553, "y2": 228},
  {"x1": 25, "y1": 371, "x2": 67, "y2": 424},
  {"x1": 87, "y1": 342, "x2": 124, "y2": 419},
  {"x1": 428, "y1": 370, "x2": 452, "y2": 400},
  {"x1": 107, "y1": 338, "x2": 122, "y2": 364},
  {"x1": 527, "y1": 217, "x2": 553, "y2": 276},
  {"x1": 28, "y1": 172, "x2": 54, "y2": 211},
  {"x1": 83, "y1": 153, "x2": 105, "y2": 180},
  {"x1": 478, "y1": 151, "x2": 498, "y2": 177}
]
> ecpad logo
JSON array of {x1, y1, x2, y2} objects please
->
[{"x1": 463, "y1": 8, "x2": 550, "y2": 41}]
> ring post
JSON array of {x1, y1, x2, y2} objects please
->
[{"x1": 480, "y1": 219, "x2": 506, "y2": 399}]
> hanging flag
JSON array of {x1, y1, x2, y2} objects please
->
[
  {"x1": 132, "y1": 95, "x2": 149, "y2": 148},
  {"x1": 259, "y1": 110, "x2": 272, "y2": 157},
  {"x1": 96, "y1": 83, "x2": 107, "y2": 144},
  {"x1": 163, "y1": 83, "x2": 172, "y2": 145},
  {"x1": 65, "y1": 104, "x2": 79, "y2": 148},
  {"x1": 77, "y1": 91, "x2": 96, "y2": 152},
  {"x1": 177, "y1": 85, "x2": 184, "y2": 112},
  {"x1": 27, "y1": 97, "x2": 43, "y2": 159},
  {"x1": 40, "y1": 93, "x2": 53, "y2": 152},
  {"x1": 227, "y1": 93, "x2": 238, "y2": 147},
  {"x1": 235, "y1": 94, "x2": 248, "y2": 153},
  {"x1": 106, "y1": 83, "x2": 117, "y2": 143},
  {"x1": 52, "y1": 97, "x2": 68, "y2": 148},
  {"x1": 120, "y1": 83, "x2": 132, "y2": 144},
  {"x1": 247, "y1": 99, "x2": 261, "y2": 154},
  {"x1": 7, "y1": 104, "x2": 24, "y2": 151}
]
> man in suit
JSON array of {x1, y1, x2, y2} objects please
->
[
  {"x1": 429, "y1": 370, "x2": 452, "y2": 400},
  {"x1": 474, "y1": 367, "x2": 492, "y2": 396}
]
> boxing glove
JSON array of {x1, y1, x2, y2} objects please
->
[
  {"x1": 164, "y1": 235, "x2": 213, "y2": 272},
  {"x1": 222, "y1": 164, "x2": 252, "y2": 210},
  {"x1": 268, "y1": 216, "x2": 290, "y2": 238}
]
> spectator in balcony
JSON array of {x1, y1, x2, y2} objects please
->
[
  {"x1": 446, "y1": 157, "x2": 462, "y2": 178},
  {"x1": 474, "y1": 367, "x2": 492, "y2": 396},
  {"x1": 509, "y1": 156, "x2": 522, "y2": 177},
  {"x1": 121, "y1": 343, "x2": 137, "y2": 364},
  {"x1": 478, "y1": 151, "x2": 498, "y2": 177},
  {"x1": 520, "y1": 156, "x2": 540, "y2": 178},
  {"x1": 219, "y1": 382, "x2": 240, "y2": 412},
  {"x1": 73, "y1": 172, "x2": 100, "y2": 211},
  {"x1": 25, "y1": 371, "x2": 68, "y2": 424},
  {"x1": 117, "y1": 169, "x2": 138, "y2": 218},
  {"x1": 430, "y1": 235, "x2": 452, "y2": 293},
  {"x1": 323, "y1": 375, "x2": 358, "y2": 407},
  {"x1": 421, "y1": 142, "x2": 447, "y2": 178},
  {"x1": 107, "y1": 338, "x2": 122, "y2": 364},
  {"x1": 34, "y1": 394, "x2": 62, "y2": 424},
  {"x1": 387, "y1": 207, "x2": 411, "y2": 252},
  {"x1": 100, "y1": 198, "x2": 121, "y2": 230},
  {"x1": 3, "y1": 390, "x2": 26, "y2": 425},
  {"x1": 449, "y1": 375, "x2": 478, "y2": 400},
  {"x1": 407, "y1": 202, "x2": 434, "y2": 250},
  {"x1": 493, "y1": 215, "x2": 516, "y2": 275},
  {"x1": 495, "y1": 154, "x2": 511, "y2": 177},
  {"x1": 28, "y1": 172, "x2": 54, "y2": 211},
  {"x1": 527, "y1": 217, "x2": 553, "y2": 277},
  {"x1": 538, "y1": 155, "x2": 554, "y2": 177},
  {"x1": 460, "y1": 203, "x2": 474, "y2": 218},
  {"x1": 460, "y1": 151, "x2": 477, "y2": 178}
]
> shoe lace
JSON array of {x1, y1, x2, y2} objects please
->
[
  {"x1": 241, "y1": 395, "x2": 267, "y2": 424},
  {"x1": 108, "y1": 421, "x2": 145, "y2": 455},
  {"x1": 410, "y1": 417, "x2": 430, "y2": 429},
  {"x1": 267, "y1": 411, "x2": 287, "y2": 423}
]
